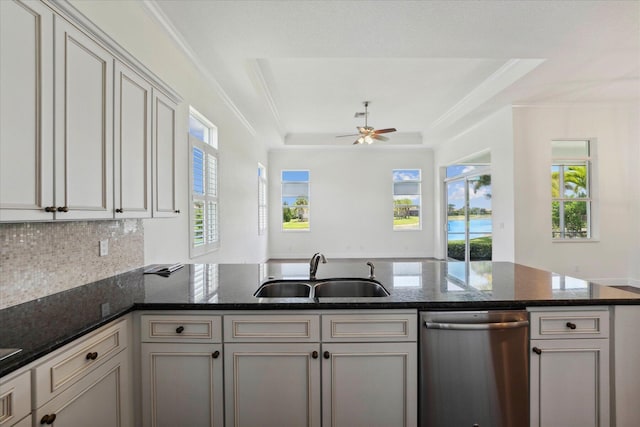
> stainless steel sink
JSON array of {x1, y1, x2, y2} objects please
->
[
  {"x1": 313, "y1": 278, "x2": 390, "y2": 298},
  {"x1": 254, "y1": 278, "x2": 390, "y2": 298},
  {"x1": 0, "y1": 348, "x2": 22, "y2": 361},
  {"x1": 254, "y1": 280, "x2": 312, "y2": 298}
]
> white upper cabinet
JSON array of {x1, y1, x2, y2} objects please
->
[
  {"x1": 54, "y1": 17, "x2": 114, "y2": 220},
  {"x1": 0, "y1": 0, "x2": 54, "y2": 221},
  {"x1": 0, "y1": 0, "x2": 181, "y2": 223},
  {"x1": 114, "y1": 62, "x2": 152, "y2": 218},
  {"x1": 152, "y1": 90, "x2": 179, "y2": 218}
]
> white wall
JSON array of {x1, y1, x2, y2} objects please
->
[
  {"x1": 628, "y1": 117, "x2": 640, "y2": 285},
  {"x1": 513, "y1": 105, "x2": 639, "y2": 282},
  {"x1": 268, "y1": 147, "x2": 434, "y2": 259},
  {"x1": 433, "y1": 107, "x2": 516, "y2": 262},
  {"x1": 70, "y1": 0, "x2": 270, "y2": 264}
]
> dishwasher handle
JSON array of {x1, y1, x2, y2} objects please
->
[{"x1": 424, "y1": 319, "x2": 529, "y2": 330}]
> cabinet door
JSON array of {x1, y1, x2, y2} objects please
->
[
  {"x1": 53, "y1": 17, "x2": 114, "y2": 219},
  {"x1": 322, "y1": 342, "x2": 417, "y2": 427},
  {"x1": 114, "y1": 61, "x2": 152, "y2": 218},
  {"x1": 0, "y1": 369, "x2": 31, "y2": 427},
  {"x1": 152, "y1": 90, "x2": 178, "y2": 217},
  {"x1": 224, "y1": 343, "x2": 321, "y2": 427},
  {"x1": 35, "y1": 350, "x2": 131, "y2": 427},
  {"x1": 0, "y1": 0, "x2": 54, "y2": 221},
  {"x1": 6, "y1": 415, "x2": 31, "y2": 427},
  {"x1": 141, "y1": 343, "x2": 223, "y2": 427},
  {"x1": 530, "y1": 339, "x2": 609, "y2": 427}
]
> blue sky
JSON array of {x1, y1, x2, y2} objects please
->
[
  {"x1": 447, "y1": 180, "x2": 492, "y2": 210},
  {"x1": 282, "y1": 170, "x2": 309, "y2": 182},
  {"x1": 393, "y1": 169, "x2": 420, "y2": 181}
]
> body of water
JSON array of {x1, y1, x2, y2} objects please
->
[{"x1": 447, "y1": 218, "x2": 492, "y2": 241}]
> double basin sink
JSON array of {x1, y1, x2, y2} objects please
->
[{"x1": 254, "y1": 278, "x2": 390, "y2": 298}]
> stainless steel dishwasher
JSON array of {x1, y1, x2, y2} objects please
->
[{"x1": 419, "y1": 310, "x2": 529, "y2": 427}]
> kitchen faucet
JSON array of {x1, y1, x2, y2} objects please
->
[
  {"x1": 309, "y1": 253, "x2": 327, "y2": 280},
  {"x1": 366, "y1": 261, "x2": 375, "y2": 279}
]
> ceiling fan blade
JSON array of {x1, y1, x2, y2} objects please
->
[
  {"x1": 373, "y1": 128, "x2": 397, "y2": 134},
  {"x1": 336, "y1": 133, "x2": 360, "y2": 138},
  {"x1": 353, "y1": 139, "x2": 362, "y2": 145},
  {"x1": 372, "y1": 134, "x2": 389, "y2": 141}
]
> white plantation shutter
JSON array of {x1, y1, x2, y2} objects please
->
[
  {"x1": 282, "y1": 182, "x2": 309, "y2": 198},
  {"x1": 208, "y1": 154, "x2": 217, "y2": 197},
  {"x1": 258, "y1": 164, "x2": 267, "y2": 235},
  {"x1": 189, "y1": 108, "x2": 219, "y2": 257},
  {"x1": 207, "y1": 200, "x2": 218, "y2": 244},
  {"x1": 393, "y1": 182, "x2": 420, "y2": 195}
]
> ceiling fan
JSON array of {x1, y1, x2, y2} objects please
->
[{"x1": 336, "y1": 101, "x2": 397, "y2": 144}]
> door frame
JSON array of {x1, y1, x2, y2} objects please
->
[{"x1": 442, "y1": 166, "x2": 491, "y2": 262}]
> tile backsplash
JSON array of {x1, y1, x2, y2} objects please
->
[{"x1": 0, "y1": 220, "x2": 144, "y2": 309}]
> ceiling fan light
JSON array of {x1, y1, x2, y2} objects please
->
[
  {"x1": 364, "y1": 135, "x2": 373, "y2": 144},
  {"x1": 357, "y1": 136, "x2": 365, "y2": 144}
]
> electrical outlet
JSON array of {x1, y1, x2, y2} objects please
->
[{"x1": 99, "y1": 239, "x2": 109, "y2": 256}]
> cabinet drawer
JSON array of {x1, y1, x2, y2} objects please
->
[
  {"x1": 34, "y1": 350, "x2": 131, "y2": 427},
  {"x1": 224, "y1": 315, "x2": 320, "y2": 342},
  {"x1": 141, "y1": 315, "x2": 222, "y2": 343},
  {"x1": 322, "y1": 312, "x2": 417, "y2": 342},
  {"x1": 0, "y1": 370, "x2": 30, "y2": 426},
  {"x1": 530, "y1": 310, "x2": 609, "y2": 339},
  {"x1": 34, "y1": 317, "x2": 128, "y2": 407}
]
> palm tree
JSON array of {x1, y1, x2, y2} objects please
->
[
  {"x1": 472, "y1": 174, "x2": 491, "y2": 198},
  {"x1": 564, "y1": 165, "x2": 588, "y2": 197},
  {"x1": 552, "y1": 165, "x2": 588, "y2": 237},
  {"x1": 552, "y1": 165, "x2": 587, "y2": 197}
]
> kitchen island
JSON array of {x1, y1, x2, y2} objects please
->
[
  {"x1": 1, "y1": 260, "x2": 638, "y2": 377},
  {"x1": 1, "y1": 260, "x2": 639, "y2": 427}
]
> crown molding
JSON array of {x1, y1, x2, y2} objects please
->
[
  {"x1": 140, "y1": 0, "x2": 257, "y2": 136},
  {"x1": 429, "y1": 58, "x2": 545, "y2": 131}
]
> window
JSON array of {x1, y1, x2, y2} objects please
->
[
  {"x1": 393, "y1": 169, "x2": 421, "y2": 230},
  {"x1": 258, "y1": 163, "x2": 267, "y2": 235},
  {"x1": 281, "y1": 170, "x2": 310, "y2": 231},
  {"x1": 551, "y1": 140, "x2": 592, "y2": 239},
  {"x1": 189, "y1": 107, "x2": 218, "y2": 257}
]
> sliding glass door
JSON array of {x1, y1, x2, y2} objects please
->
[{"x1": 445, "y1": 168, "x2": 492, "y2": 262}]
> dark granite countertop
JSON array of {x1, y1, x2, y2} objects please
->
[{"x1": 1, "y1": 260, "x2": 639, "y2": 377}]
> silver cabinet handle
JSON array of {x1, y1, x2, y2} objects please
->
[{"x1": 424, "y1": 320, "x2": 529, "y2": 330}]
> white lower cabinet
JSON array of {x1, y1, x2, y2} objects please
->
[
  {"x1": 32, "y1": 316, "x2": 132, "y2": 427},
  {"x1": 321, "y1": 342, "x2": 417, "y2": 427},
  {"x1": 529, "y1": 307, "x2": 610, "y2": 427},
  {"x1": 223, "y1": 311, "x2": 417, "y2": 427},
  {"x1": 224, "y1": 342, "x2": 321, "y2": 427},
  {"x1": 320, "y1": 312, "x2": 417, "y2": 427},
  {"x1": 139, "y1": 314, "x2": 224, "y2": 427},
  {"x1": 35, "y1": 350, "x2": 130, "y2": 427},
  {"x1": 0, "y1": 369, "x2": 31, "y2": 427},
  {"x1": 613, "y1": 306, "x2": 640, "y2": 426},
  {"x1": 4, "y1": 417, "x2": 29, "y2": 427},
  {"x1": 141, "y1": 343, "x2": 223, "y2": 427}
]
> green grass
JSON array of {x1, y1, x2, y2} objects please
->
[
  {"x1": 283, "y1": 220, "x2": 309, "y2": 230},
  {"x1": 393, "y1": 216, "x2": 420, "y2": 226}
]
